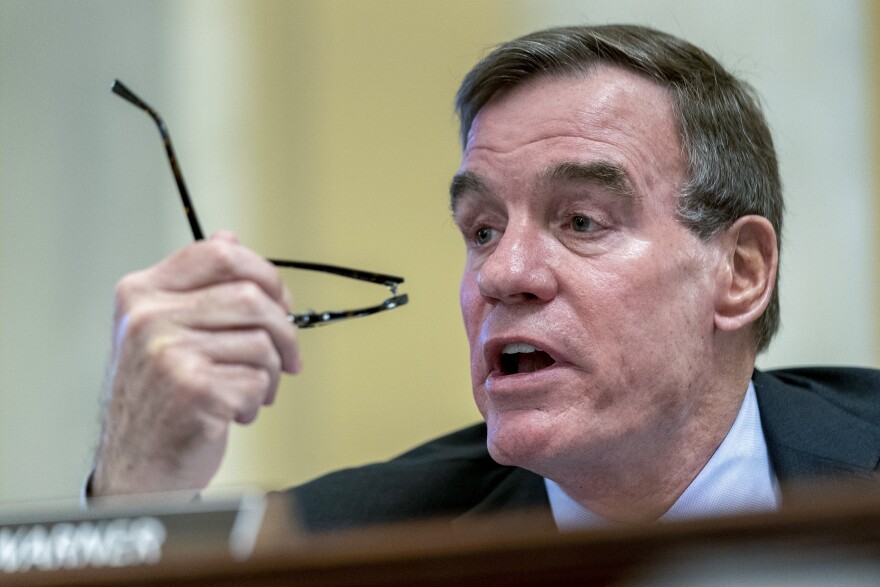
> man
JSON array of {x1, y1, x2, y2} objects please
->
[{"x1": 91, "y1": 25, "x2": 880, "y2": 532}]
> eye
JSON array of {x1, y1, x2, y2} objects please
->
[
  {"x1": 570, "y1": 215, "x2": 598, "y2": 233},
  {"x1": 475, "y1": 227, "x2": 494, "y2": 245}
]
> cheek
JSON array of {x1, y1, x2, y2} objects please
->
[
  {"x1": 460, "y1": 271, "x2": 492, "y2": 406},
  {"x1": 570, "y1": 246, "x2": 711, "y2": 343},
  {"x1": 606, "y1": 255, "x2": 717, "y2": 380},
  {"x1": 459, "y1": 271, "x2": 483, "y2": 342}
]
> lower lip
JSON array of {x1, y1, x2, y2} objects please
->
[{"x1": 485, "y1": 363, "x2": 573, "y2": 395}]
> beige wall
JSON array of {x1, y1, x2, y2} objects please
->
[
  {"x1": 874, "y1": 0, "x2": 880, "y2": 363},
  {"x1": 212, "y1": 0, "x2": 520, "y2": 490},
  {"x1": 0, "y1": 1, "x2": 876, "y2": 504}
]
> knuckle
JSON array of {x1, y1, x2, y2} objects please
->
[
  {"x1": 114, "y1": 272, "x2": 144, "y2": 312},
  {"x1": 268, "y1": 272, "x2": 285, "y2": 302},
  {"x1": 251, "y1": 329, "x2": 276, "y2": 357},
  {"x1": 256, "y1": 329, "x2": 285, "y2": 373},
  {"x1": 231, "y1": 370, "x2": 271, "y2": 424},
  {"x1": 124, "y1": 304, "x2": 164, "y2": 340},
  {"x1": 243, "y1": 368, "x2": 272, "y2": 399},
  {"x1": 144, "y1": 341, "x2": 208, "y2": 399},
  {"x1": 235, "y1": 408, "x2": 259, "y2": 425},
  {"x1": 235, "y1": 282, "x2": 268, "y2": 315},
  {"x1": 173, "y1": 367, "x2": 215, "y2": 408},
  {"x1": 251, "y1": 367, "x2": 272, "y2": 391},
  {"x1": 202, "y1": 240, "x2": 239, "y2": 278}
]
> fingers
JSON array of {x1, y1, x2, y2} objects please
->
[
  {"x1": 94, "y1": 233, "x2": 303, "y2": 497},
  {"x1": 184, "y1": 328, "x2": 284, "y2": 408},
  {"x1": 121, "y1": 231, "x2": 289, "y2": 312},
  {"x1": 125, "y1": 280, "x2": 301, "y2": 374},
  {"x1": 149, "y1": 346, "x2": 275, "y2": 427},
  {"x1": 115, "y1": 234, "x2": 301, "y2": 373},
  {"x1": 121, "y1": 327, "x2": 279, "y2": 434},
  {"x1": 209, "y1": 364, "x2": 275, "y2": 424},
  {"x1": 189, "y1": 280, "x2": 300, "y2": 374}
]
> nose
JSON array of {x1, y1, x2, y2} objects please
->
[{"x1": 477, "y1": 225, "x2": 558, "y2": 304}]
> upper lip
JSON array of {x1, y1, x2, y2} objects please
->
[{"x1": 483, "y1": 335, "x2": 565, "y2": 374}]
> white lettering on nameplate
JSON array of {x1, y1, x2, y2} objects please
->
[{"x1": 0, "y1": 517, "x2": 166, "y2": 573}]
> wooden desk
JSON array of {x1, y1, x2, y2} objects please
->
[{"x1": 4, "y1": 481, "x2": 880, "y2": 586}]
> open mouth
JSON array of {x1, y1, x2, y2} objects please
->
[{"x1": 499, "y1": 343, "x2": 556, "y2": 375}]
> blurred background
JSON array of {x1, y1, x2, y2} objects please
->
[{"x1": 0, "y1": 0, "x2": 877, "y2": 505}]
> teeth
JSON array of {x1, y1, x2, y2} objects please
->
[{"x1": 502, "y1": 343, "x2": 537, "y2": 354}]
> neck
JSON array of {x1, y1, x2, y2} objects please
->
[{"x1": 554, "y1": 367, "x2": 754, "y2": 524}]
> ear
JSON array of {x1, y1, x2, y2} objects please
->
[{"x1": 714, "y1": 215, "x2": 778, "y2": 333}]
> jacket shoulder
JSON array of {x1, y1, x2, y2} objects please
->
[
  {"x1": 287, "y1": 423, "x2": 545, "y2": 532},
  {"x1": 755, "y1": 366, "x2": 880, "y2": 479},
  {"x1": 757, "y1": 366, "x2": 880, "y2": 424}
]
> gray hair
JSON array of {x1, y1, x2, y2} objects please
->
[{"x1": 455, "y1": 24, "x2": 783, "y2": 352}]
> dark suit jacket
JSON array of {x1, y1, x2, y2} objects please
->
[{"x1": 289, "y1": 367, "x2": 880, "y2": 533}]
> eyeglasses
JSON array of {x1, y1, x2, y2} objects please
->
[{"x1": 112, "y1": 80, "x2": 408, "y2": 328}]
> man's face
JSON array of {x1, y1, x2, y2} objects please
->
[{"x1": 453, "y1": 66, "x2": 726, "y2": 480}]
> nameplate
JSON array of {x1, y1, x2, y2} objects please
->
[{"x1": 0, "y1": 492, "x2": 281, "y2": 575}]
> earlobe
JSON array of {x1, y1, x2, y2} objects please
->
[{"x1": 714, "y1": 215, "x2": 778, "y2": 333}]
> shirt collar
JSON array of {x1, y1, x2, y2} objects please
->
[{"x1": 545, "y1": 381, "x2": 781, "y2": 531}]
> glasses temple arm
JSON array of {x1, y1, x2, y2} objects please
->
[
  {"x1": 267, "y1": 258, "x2": 404, "y2": 288},
  {"x1": 112, "y1": 80, "x2": 409, "y2": 306},
  {"x1": 112, "y1": 80, "x2": 205, "y2": 241}
]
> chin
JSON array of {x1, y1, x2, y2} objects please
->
[{"x1": 484, "y1": 410, "x2": 558, "y2": 471}]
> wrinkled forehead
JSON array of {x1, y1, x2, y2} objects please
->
[
  {"x1": 452, "y1": 67, "x2": 687, "y2": 214},
  {"x1": 461, "y1": 66, "x2": 681, "y2": 160},
  {"x1": 461, "y1": 61, "x2": 681, "y2": 149}
]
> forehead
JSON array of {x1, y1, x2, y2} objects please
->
[
  {"x1": 459, "y1": 65, "x2": 685, "y2": 202},
  {"x1": 464, "y1": 65, "x2": 680, "y2": 154}
]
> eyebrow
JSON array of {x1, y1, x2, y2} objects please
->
[
  {"x1": 449, "y1": 160, "x2": 638, "y2": 214},
  {"x1": 449, "y1": 171, "x2": 491, "y2": 213},
  {"x1": 539, "y1": 161, "x2": 637, "y2": 200}
]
